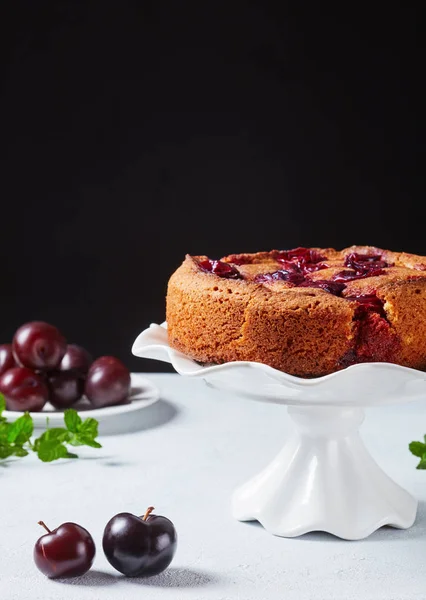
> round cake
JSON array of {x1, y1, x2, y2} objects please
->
[{"x1": 165, "y1": 246, "x2": 426, "y2": 377}]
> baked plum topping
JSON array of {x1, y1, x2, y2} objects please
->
[
  {"x1": 339, "y1": 349, "x2": 357, "y2": 368},
  {"x1": 332, "y1": 253, "x2": 389, "y2": 283},
  {"x1": 339, "y1": 294, "x2": 398, "y2": 369},
  {"x1": 332, "y1": 270, "x2": 359, "y2": 283},
  {"x1": 198, "y1": 259, "x2": 241, "y2": 279},
  {"x1": 277, "y1": 247, "x2": 326, "y2": 263},
  {"x1": 303, "y1": 262, "x2": 328, "y2": 273},
  {"x1": 344, "y1": 252, "x2": 390, "y2": 271},
  {"x1": 299, "y1": 280, "x2": 346, "y2": 295},
  {"x1": 277, "y1": 259, "x2": 328, "y2": 274},
  {"x1": 345, "y1": 294, "x2": 386, "y2": 318},
  {"x1": 274, "y1": 259, "x2": 299, "y2": 271},
  {"x1": 332, "y1": 268, "x2": 385, "y2": 283},
  {"x1": 254, "y1": 270, "x2": 305, "y2": 284},
  {"x1": 277, "y1": 247, "x2": 327, "y2": 272}
]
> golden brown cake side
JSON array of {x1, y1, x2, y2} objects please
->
[{"x1": 165, "y1": 247, "x2": 426, "y2": 377}]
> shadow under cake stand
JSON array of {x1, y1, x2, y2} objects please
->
[{"x1": 132, "y1": 322, "x2": 426, "y2": 541}]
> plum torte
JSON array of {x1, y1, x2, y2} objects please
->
[{"x1": 165, "y1": 246, "x2": 426, "y2": 377}]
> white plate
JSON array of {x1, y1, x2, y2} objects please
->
[{"x1": 3, "y1": 373, "x2": 160, "y2": 435}]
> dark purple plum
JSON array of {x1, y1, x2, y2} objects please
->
[
  {"x1": 48, "y1": 371, "x2": 84, "y2": 409},
  {"x1": 34, "y1": 521, "x2": 96, "y2": 579},
  {"x1": 12, "y1": 321, "x2": 67, "y2": 371},
  {"x1": 0, "y1": 366, "x2": 49, "y2": 412},
  {"x1": 0, "y1": 343, "x2": 17, "y2": 376},
  {"x1": 60, "y1": 344, "x2": 93, "y2": 375},
  {"x1": 102, "y1": 507, "x2": 177, "y2": 577},
  {"x1": 85, "y1": 356, "x2": 131, "y2": 408}
]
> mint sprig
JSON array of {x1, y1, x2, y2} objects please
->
[
  {"x1": 409, "y1": 436, "x2": 426, "y2": 470},
  {"x1": 0, "y1": 393, "x2": 101, "y2": 463}
]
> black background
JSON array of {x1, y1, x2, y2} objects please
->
[{"x1": 0, "y1": 1, "x2": 424, "y2": 372}]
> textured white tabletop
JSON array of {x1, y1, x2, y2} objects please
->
[{"x1": 0, "y1": 373, "x2": 425, "y2": 600}]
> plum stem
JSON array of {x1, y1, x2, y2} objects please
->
[
  {"x1": 143, "y1": 506, "x2": 155, "y2": 521},
  {"x1": 38, "y1": 521, "x2": 51, "y2": 533}
]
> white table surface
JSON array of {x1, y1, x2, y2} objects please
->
[{"x1": 0, "y1": 373, "x2": 425, "y2": 600}]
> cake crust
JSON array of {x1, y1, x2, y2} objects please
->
[{"x1": 165, "y1": 246, "x2": 426, "y2": 377}]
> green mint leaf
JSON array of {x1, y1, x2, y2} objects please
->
[
  {"x1": 12, "y1": 447, "x2": 29, "y2": 457},
  {"x1": 64, "y1": 409, "x2": 82, "y2": 433},
  {"x1": 65, "y1": 452, "x2": 79, "y2": 459},
  {"x1": 77, "y1": 436, "x2": 102, "y2": 449},
  {"x1": 65, "y1": 412, "x2": 101, "y2": 449},
  {"x1": 78, "y1": 417, "x2": 99, "y2": 440},
  {"x1": 0, "y1": 445, "x2": 14, "y2": 459},
  {"x1": 409, "y1": 441, "x2": 426, "y2": 458},
  {"x1": 37, "y1": 440, "x2": 70, "y2": 462},
  {"x1": 7, "y1": 413, "x2": 33, "y2": 445},
  {"x1": 34, "y1": 428, "x2": 71, "y2": 445},
  {"x1": 67, "y1": 434, "x2": 83, "y2": 447},
  {"x1": 0, "y1": 421, "x2": 11, "y2": 442},
  {"x1": 0, "y1": 405, "x2": 101, "y2": 464},
  {"x1": 416, "y1": 454, "x2": 426, "y2": 470},
  {"x1": 67, "y1": 433, "x2": 102, "y2": 449}
]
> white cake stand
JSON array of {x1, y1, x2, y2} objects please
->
[{"x1": 132, "y1": 322, "x2": 426, "y2": 540}]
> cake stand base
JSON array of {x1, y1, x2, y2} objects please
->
[
  {"x1": 132, "y1": 323, "x2": 425, "y2": 541},
  {"x1": 232, "y1": 405, "x2": 417, "y2": 540}
]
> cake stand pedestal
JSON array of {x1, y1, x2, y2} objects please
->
[
  {"x1": 132, "y1": 323, "x2": 425, "y2": 540},
  {"x1": 231, "y1": 404, "x2": 415, "y2": 539}
]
